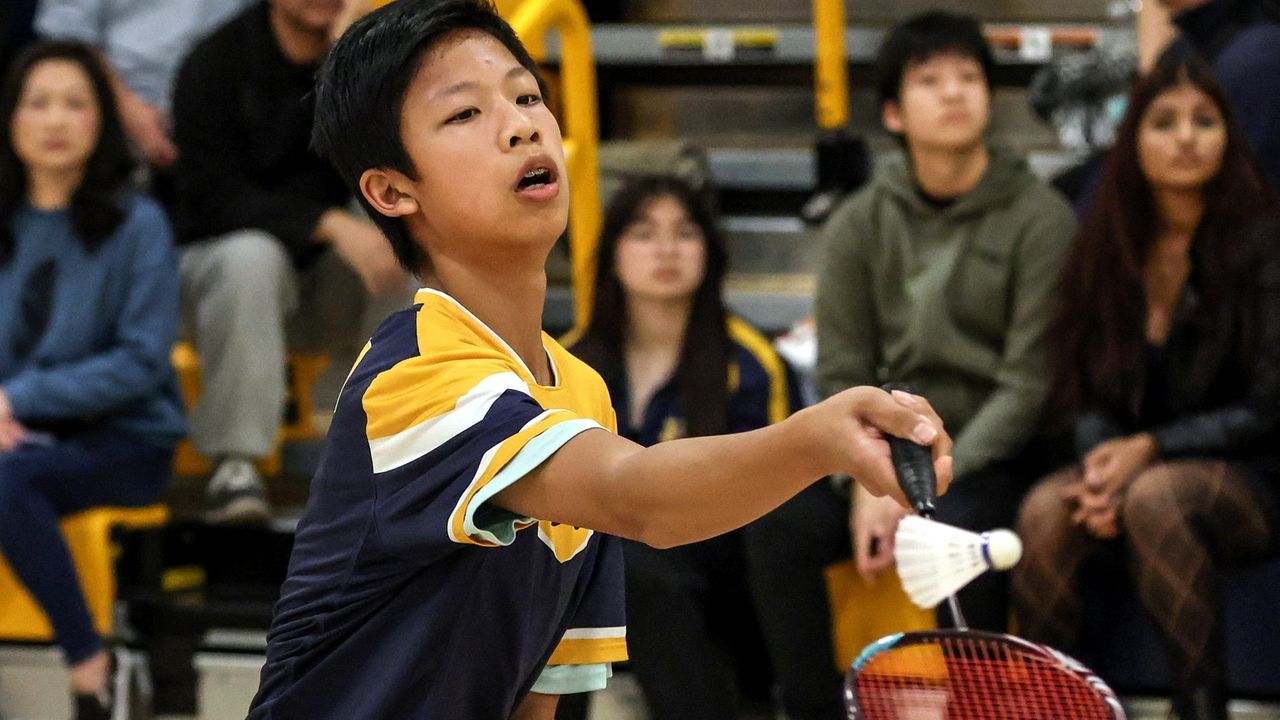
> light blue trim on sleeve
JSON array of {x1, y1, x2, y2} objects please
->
[
  {"x1": 463, "y1": 418, "x2": 604, "y2": 545},
  {"x1": 530, "y1": 663, "x2": 613, "y2": 695}
]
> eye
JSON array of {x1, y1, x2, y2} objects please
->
[
  {"x1": 446, "y1": 107, "x2": 478, "y2": 124},
  {"x1": 517, "y1": 93, "x2": 542, "y2": 106},
  {"x1": 1194, "y1": 113, "x2": 1220, "y2": 129}
]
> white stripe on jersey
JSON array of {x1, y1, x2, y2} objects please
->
[
  {"x1": 561, "y1": 627, "x2": 627, "y2": 640},
  {"x1": 368, "y1": 371, "x2": 530, "y2": 473}
]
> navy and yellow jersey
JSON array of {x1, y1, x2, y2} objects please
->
[
  {"x1": 610, "y1": 316, "x2": 802, "y2": 444},
  {"x1": 248, "y1": 289, "x2": 627, "y2": 719}
]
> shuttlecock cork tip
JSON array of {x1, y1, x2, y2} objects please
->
[{"x1": 983, "y1": 529, "x2": 1022, "y2": 570}]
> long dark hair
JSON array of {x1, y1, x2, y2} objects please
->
[
  {"x1": 0, "y1": 41, "x2": 135, "y2": 263},
  {"x1": 1051, "y1": 52, "x2": 1275, "y2": 419},
  {"x1": 572, "y1": 175, "x2": 732, "y2": 437}
]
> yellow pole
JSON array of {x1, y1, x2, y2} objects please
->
[
  {"x1": 813, "y1": 0, "x2": 849, "y2": 130},
  {"x1": 507, "y1": 0, "x2": 602, "y2": 331}
]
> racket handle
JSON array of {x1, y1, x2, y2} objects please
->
[{"x1": 883, "y1": 383, "x2": 938, "y2": 517}]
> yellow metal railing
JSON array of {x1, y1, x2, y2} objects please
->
[
  {"x1": 501, "y1": 0, "x2": 601, "y2": 330},
  {"x1": 813, "y1": 0, "x2": 849, "y2": 131}
]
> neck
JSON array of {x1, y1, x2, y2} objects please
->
[
  {"x1": 269, "y1": 5, "x2": 330, "y2": 64},
  {"x1": 908, "y1": 142, "x2": 990, "y2": 200},
  {"x1": 431, "y1": 251, "x2": 550, "y2": 382},
  {"x1": 1152, "y1": 186, "x2": 1205, "y2": 238},
  {"x1": 26, "y1": 168, "x2": 82, "y2": 210},
  {"x1": 626, "y1": 296, "x2": 691, "y2": 354}
]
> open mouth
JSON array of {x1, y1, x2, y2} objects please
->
[{"x1": 516, "y1": 166, "x2": 557, "y2": 192}]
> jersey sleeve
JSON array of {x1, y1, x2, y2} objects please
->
[{"x1": 362, "y1": 353, "x2": 604, "y2": 562}]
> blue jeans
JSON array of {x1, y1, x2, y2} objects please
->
[{"x1": 0, "y1": 429, "x2": 170, "y2": 664}]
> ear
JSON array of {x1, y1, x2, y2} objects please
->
[
  {"x1": 882, "y1": 100, "x2": 904, "y2": 135},
  {"x1": 359, "y1": 168, "x2": 420, "y2": 219}
]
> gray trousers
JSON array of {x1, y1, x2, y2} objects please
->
[{"x1": 179, "y1": 229, "x2": 366, "y2": 460}]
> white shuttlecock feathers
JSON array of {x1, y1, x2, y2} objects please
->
[{"x1": 894, "y1": 515, "x2": 1023, "y2": 609}]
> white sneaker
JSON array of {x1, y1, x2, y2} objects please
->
[{"x1": 204, "y1": 458, "x2": 271, "y2": 525}]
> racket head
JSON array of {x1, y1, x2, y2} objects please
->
[{"x1": 845, "y1": 629, "x2": 1126, "y2": 720}]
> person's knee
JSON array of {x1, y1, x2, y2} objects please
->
[
  {"x1": 1017, "y1": 474, "x2": 1073, "y2": 537},
  {"x1": 1122, "y1": 464, "x2": 1184, "y2": 536},
  {"x1": 197, "y1": 230, "x2": 292, "y2": 300}
]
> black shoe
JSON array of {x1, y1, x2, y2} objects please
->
[
  {"x1": 74, "y1": 651, "x2": 116, "y2": 720},
  {"x1": 74, "y1": 691, "x2": 112, "y2": 720},
  {"x1": 1170, "y1": 684, "x2": 1228, "y2": 720}
]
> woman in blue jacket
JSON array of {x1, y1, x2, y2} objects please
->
[{"x1": 0, "y1": 42, "x2": 185, "y2": 720}]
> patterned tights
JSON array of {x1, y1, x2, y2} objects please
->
[{"x1": 1012, "y1": 460, "x2": 1274, "y2": 691}]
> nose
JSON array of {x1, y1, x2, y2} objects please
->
[
  {"x1": 41, "y1": 104, "x2": 71, "y2": 128},
  {"x1": 940, "y1": 75, "x2": 965, "y2": 99},
  {"x1": 504, "y1": 102, "x2": 540, "y2": 149},
  {"x1": 1175, "y1": 117, "x2": 1199, "y2": 145},
  {"x1": 654, "y1": 232, "x2": 682, "y2": 257}
]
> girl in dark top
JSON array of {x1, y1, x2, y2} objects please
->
[
  {"x1": 0, "y1": 42, "x2": 185, "y2": 720},
  {"x1": 1012, "y1": 53, "x2": 1279, "y2": 720},
  {"x1": 570, "y1": 176, "x2": 801, "y2": 719}
]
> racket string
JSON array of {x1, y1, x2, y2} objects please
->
[{"x1": 852, "y1": 635, "x2": 1116, "y2": 719}]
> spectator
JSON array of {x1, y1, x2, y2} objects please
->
[
  {"x1": 819, "y1": 8, "x2": 1076, "y2": 629},
  {"x1": 1157, "y1": 0, "x2": 1280, "y2": 189},
  {"x1": 746, "y1": 14, "x2": 1079, "y2": 718},
  {"x1": 0, "y1": 41, "x2": 185, "y2": 720},
  {"x1": 1013, "y1": 53, "x2": 1279, "y2": 720},
  {"x1": 568, "y1": 176, "x2": 799, "y2": 719},
  {"x1": 34, "y1": 0, "x2": 257, "y2": 171},
  {"x1": 171, "y1": 0, "x2": 403, "y2": 523}
]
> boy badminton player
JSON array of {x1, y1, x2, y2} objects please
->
[{"x1": 247, "y1": 1, "x2": 952, "y2": 717}]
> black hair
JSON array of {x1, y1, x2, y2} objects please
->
[
  {"x1": 313, "y1": 0, "x2": 548, "y2": 274},
  {"x1": 875, "y1": 10, "x2": 995, "y2": 107},
  {"x1": 571, "y1": 175, "x2": 731, "y2": 438},
  {"x1": 1051, "y1": 52, "x2": 1276, "y2": 420},
  {"x1": 0, "y1": 41, "x2": 135, "y2": 263}
]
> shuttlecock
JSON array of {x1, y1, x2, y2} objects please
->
[{"x1": 894, "y1": 515, "x2": 1023, "y2": 609}]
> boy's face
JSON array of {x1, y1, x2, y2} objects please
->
[
  {"x1": 882, "y1": 52, "x2": 990, "y2": 154},
  {"x1": 390, "y1": 31, "x2": 568, "y2": 264}
]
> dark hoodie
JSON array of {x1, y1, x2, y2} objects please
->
[
  {"x1": 1166, "y1": 0, "x2": 1280, "y2": 190},
  {"x1": 816, "y1": 148, "x2": 1076, "y2": 477}
]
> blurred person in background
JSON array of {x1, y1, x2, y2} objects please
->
[
  {"x1": 171, "y1": 0, "x2": 404, "y2": 523},
  {"x1": 34, "y1": 0, "x2": 258, "y2": 173},
  {"x1": 817, "y1": 8, "x2": 1075, "y2": 630},
  {"x1": 568, "y1": 175, "x2": 801, "y2": 720},
  {"x1": 0, "y1": 41, "x2": 185, "y2": 720},
  {"x1": 1013, "y1": 53, "x2": 1279, "y2": 720},
  {"x1": 1157, "y1": 0, "x2": 1280, "y2": 189}
]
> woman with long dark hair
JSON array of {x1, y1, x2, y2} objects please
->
[
  {"x1": 0, "y1": 42, "x2": 185, "y2": 720},
  {"x1": 570, "y1": 175, "x2": 799, "y2": 719},
  {"x1": 1012, "y1": 52, "x2": 1279, "y2": 720}
]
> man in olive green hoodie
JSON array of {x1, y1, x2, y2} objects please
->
[{"x1": 741, "y1": 12, "x2": 1075, "y2": 719}]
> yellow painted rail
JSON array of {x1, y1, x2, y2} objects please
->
[{"x1": 813, "y1": 0, "x2": 849, "y2": 130}]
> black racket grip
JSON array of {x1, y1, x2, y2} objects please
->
[{"x1": 883, "y1": 383, "x2": 938, "y2": 517}]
